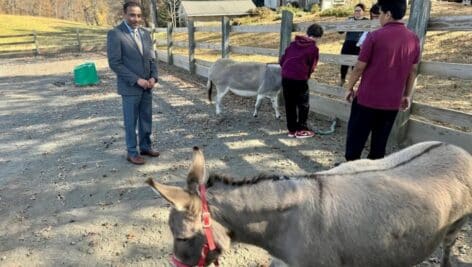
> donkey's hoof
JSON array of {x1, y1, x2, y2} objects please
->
[{"x1": 253, "y1": 114, "x2": 258, "y2": 117}]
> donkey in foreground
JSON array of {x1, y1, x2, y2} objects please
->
[
  {"x1": 207, "y1": 58, "x2": 282, "y2": 118},
  {"x1": 146, "y1": 141, "x2": 472, "y2": 267}
]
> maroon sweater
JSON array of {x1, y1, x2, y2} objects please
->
[{"x1": 279, "y1": 35, "x2": 319, "y2": 81}]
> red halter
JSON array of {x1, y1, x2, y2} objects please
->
[{"x1": 171, "y1": 184, "x2": 219, "y2": 267}]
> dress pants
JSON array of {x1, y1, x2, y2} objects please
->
[{"x1": 121, "y1": 90, "x2": 153, "y2": 157}]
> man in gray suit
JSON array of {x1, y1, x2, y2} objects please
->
[{"x1": 107, "y1": 1, "x2": 159, "y2": 165}]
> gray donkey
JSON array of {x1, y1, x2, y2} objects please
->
[
  {"x1": 207, "y1": 58, "x2": 282, "y2": 118},
  {"x1": 146, "y1": 141, "x2": 472, "y2": 267}
]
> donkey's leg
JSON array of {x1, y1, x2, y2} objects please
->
[
  {"x1": 254, "y1": 94, "x2": 264, "y2": 117},
  {"x1": 270, "y1": 94, "x2": 281, "y2": 119},
  {"x1": 440, "y1": 217, "x2": 467, "y2": 267},
  {"x1": 216, "y1": 86, "x2": 229, "y2": 115}
]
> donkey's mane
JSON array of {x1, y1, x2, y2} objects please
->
[
  {"x1": 316, "y1": 142, "x2": 444, "y2": 177},
  {"x1": 206, "y1": 143, "x2": 446, "y2": 188},
  {"x1": 207, "y1": 173, "x2": 290, "y2": 188}
]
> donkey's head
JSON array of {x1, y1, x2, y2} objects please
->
[{"x1": 146, "y1": 147, "x2": 230, "y2": 266}]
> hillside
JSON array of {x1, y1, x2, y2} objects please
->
[
  {"x1": 0, "y1": 14, "x2": 107, "y2": 35},
  {"x1": 0, "y1": 14, "x2": 108, "y2": 52}
]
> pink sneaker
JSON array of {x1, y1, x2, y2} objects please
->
[
  {"x1": 287, "y1": 131, "x2": 296, "y2": 138},
  {"x1": 295, "y1": 130, "x2": 315, "y2": 139}
]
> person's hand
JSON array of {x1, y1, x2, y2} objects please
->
[
  {"x1": 345, "y1": 88, "x2": 356, "y2": 103},
  {"x1": 137, "y1": 78, "x2": 150, "y2": 89},
  {"x1": 401, "y1": 96, "x2": 411, "y2": 111},
  {"x1": 148, "y1": 77, "x2": 157, "y2": 89}
]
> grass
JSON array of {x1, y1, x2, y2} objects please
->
[{"x1": 0, "y1": 14, "x2": 108, "y2": 52}]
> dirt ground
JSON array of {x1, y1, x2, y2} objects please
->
[{"x1": 0, "y1": 53, "x2": 470, "y2": 266}]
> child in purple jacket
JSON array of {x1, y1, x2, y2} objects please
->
[{"x1": 280, "y1": 24, "x2": 323, "y2": 138}]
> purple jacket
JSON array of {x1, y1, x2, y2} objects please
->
[{"x1": 279, "y1": 35, "x2": 319, "y2": 80}]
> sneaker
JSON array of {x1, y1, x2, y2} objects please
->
[
  {"x1": 295, "y1": 130, "x2": 315, "y2": 139},
  {"x1": 287, "y1": 131, "x2": 296, "y2": 138}
]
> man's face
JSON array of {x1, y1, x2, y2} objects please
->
[
  {"x1": 124, "y1": 6, "x2": 142, "y2": 29},
  {"x1": 379, "y1": 10, "x2": 391, "y2": 26}
]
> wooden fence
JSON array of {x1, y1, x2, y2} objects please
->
[
  {"x1": 0, "y1": 29, "x2": 107, "y2": 58},
  {"x1": 153, "y1": 0, "x2": 472, "y2": 152}
]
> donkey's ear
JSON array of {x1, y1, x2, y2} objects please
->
[
  {"x1": 145, "y1": 178, "x2": 191, "y2": 211},
  {"x1": 187, "y1": 146, "x2": 207, "y2": 193}
]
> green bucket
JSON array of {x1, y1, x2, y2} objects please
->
[{"x1": 73, "y1": 62, "x2": 99, "y2": 86}]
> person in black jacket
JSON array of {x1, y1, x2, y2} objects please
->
[{"x1": 339, "y1": 3, "x2": 368, "y2": 86}]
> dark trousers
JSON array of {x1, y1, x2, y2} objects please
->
[
  {"x1": 345, "y1": 98, "x2": 398, "y2": 161},
  {"x1": 340, "y1": 40, "x2": 360, "y2": 80},
  {"x1": 122, "y1": 90, "x2": 153, "y2": 157},
  {"x1": 282, "y1": 78, "x2": 310, "y2": 132}
]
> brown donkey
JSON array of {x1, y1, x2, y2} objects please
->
[{"x1": 146, "y1": 141, "x2": 472, "y2": 267}]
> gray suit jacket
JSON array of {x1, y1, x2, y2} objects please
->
[{"x1": 107, "y1": 22, "x2": 158, "y2": 95}]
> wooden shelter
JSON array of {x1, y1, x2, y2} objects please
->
[{"x1": 179, "y1": 0, "x2": 256, "y2": 21}]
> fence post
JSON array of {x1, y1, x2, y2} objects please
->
[
  {"x1": 388, "y1": 0, "x2": 431, "y2": 148},
  {"x1": 33, "y1": 31, "x2": 39, "y2": 56},
  {"x1": 167, "y1": 22, "x2": 173, "y2": 65},
  {"x1": 187, "y1": 19, "x2": 195, "y2": 74},
  {"x1": 76, "y1": 28, "x2": 81, "y2": 53},
  {"x1": 279, "y1": 10, "x2": 293, "y2": 60},
  {"x1": 221, "y1": 16, "x2": 230, "y2": 58}
]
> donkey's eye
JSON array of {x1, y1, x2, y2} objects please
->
[{"x1": 176, "y1": 237, "x2": 189, "y2": 242}]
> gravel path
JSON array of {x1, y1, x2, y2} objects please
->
[{"x1": 0, "y1": 54, "x2": 470, "y2": 266}]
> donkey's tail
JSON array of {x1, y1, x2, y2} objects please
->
[{"x1": 207, "y1": 79, "x2": 213, "y2": 102}]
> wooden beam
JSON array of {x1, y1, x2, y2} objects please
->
[
  {"x1": 419, "y1": 61, "x2": 472, "y2": 80},
  {"x1": 33, "y1": 31, "x2": 39, "y2": 56},
  {"x1": 231, "y1": 24, "x2": 280, "y2": 33},
  {"x1": 319, "y1": 53, "x2": 357, "y2": 66},
  {"x1": 296, "y1": 20, "x2": 381, "y2": 33},
  {"x1": 309, "y1": 94, "x2": 351, "y2": 122},
  {"x1": 195, "y1": 59, "x2": 213, "y2": 67},
  {"x1": 187, "y1": 19, "x2": 195, "y2": 74},
  {"x1": 221, "y1": 16, "x2": 231, "y2": 58},
  {"x1": 195, "y1": 26, "x2": 220, "y2": 33},
  {"x1": 390, "y1": 0, "x2": 431, "y2": 147},
  {"x1": 0, "y1": 41, "x2": 35, "y2": 46},
  {"x1": 76, "y1": 28, "x2": 81, "y2": 53},
  {"x1": 198, "y1": 42, "x2": 220, "y2": 50},
  {"x1": 279, "y1": 10, "x2": 293, "y2": 60},
  {"x1": 407, "y1": 118, "x2": 472, "y2": 153},
  {"x1": 156, "y1": 49, "x2": 168, "y2": 63},
  {"x1": 411, "y1": 103, "x2": 472, "y2": 130},
  {"x1": 195, "y1": 63, "x2": 210, "y2": 78},
  {"x1": 230, "y1": 46, "x2": 278, "y2": 57},
  {"x1": 174, "y1": 54, "x2": 190, "y2": 71},
  {"x1": 174, "y1": 27, "x2": 188, "y2": 33},
  {"x1": 0, "y1": 33, "x2": 35, "y2": 38},
  {"x1": 428, "y1": 15, "x2": 472, "y2": 31},
  {"x1": 167, "y1": 22, "x2": 174, "y2": 65},
  {"x1": 308, "y1": 80, "x2": 345, "y2": 98}
]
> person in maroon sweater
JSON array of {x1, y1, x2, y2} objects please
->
[
  {"x1": 344, "y1": 0, "x2": 420, "y2": 161},
  {"x1": 280, "y1": 24, "x2": 323, "y2": 138}
]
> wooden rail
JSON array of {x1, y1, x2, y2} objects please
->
[{"x1": 0, "y1": 41, "x2": 34, "y2": 46}]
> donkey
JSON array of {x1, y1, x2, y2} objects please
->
[
  {"x1": 207, "y1": 58, "x2": 282, "y2": 118},
  {"x1": 146, "y1": 141, "x2": 472, "y2": 267}
]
